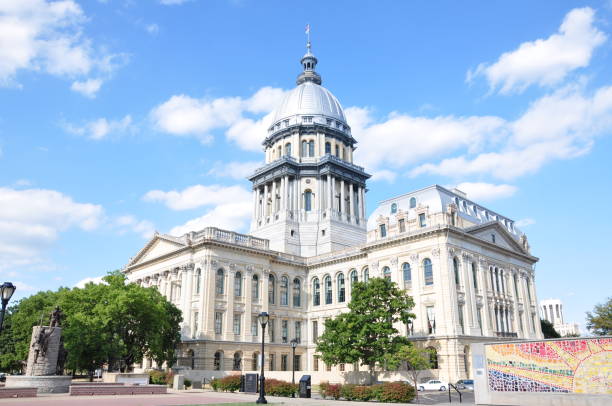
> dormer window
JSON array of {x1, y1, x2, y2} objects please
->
[
  {"x1": 491, "y1": 234, "x2": 496, "y2": 243},
  {"x1": 390, "y1": 203, "x2": 397, "y2": 214},
  {"x1": 419, "y1": 213, "x2": 427, "y2": 228},
  {"x1": 409, "y1": 197, "x2": 417, "y2": 209},
  {"x1": 303, "y1": 116, "x2": 313, "y2": 123},
  {"x1": 379, "y1": 224, "x2": 387, "y2": 238},
  {"x1": 336, "y1": 121, "x2": 341, "y2": 127},
  {"x1": 326, "y1": 119, "x2": 332, "y2": 126}
]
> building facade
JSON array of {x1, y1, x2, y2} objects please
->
[
  {"x1": 123, "y1": 44, "x2": 543, "y2": 384},
  {"x1": 540, "y1": 298, "x2": 581, "y2": 337}
]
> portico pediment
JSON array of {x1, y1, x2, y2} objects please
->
[
  {"x1": 127, "y1": 234, "x2": 187, "y2": 267},
  {"x1": 465, "y1": 222, "x2": 529, "y2": 256}
]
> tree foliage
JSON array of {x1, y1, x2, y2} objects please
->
[
  {"x1": 586, "y1": 297, "x2": 612, "y2": 336},
  {"x1": 393, "y1": 345, "x2": 433, "y2": 400},
  {"x1": 0, "y1": 271, "x2": 182, "y2": 376},
  {"x1": 540, "y1": 319, "x2": 561, "y2": 339},
  {"x1": 316, "y1": 277, "x2": 415, "y2": 379}
]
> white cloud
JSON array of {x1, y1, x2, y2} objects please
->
[
  {"x1": 70, "y1": 78, "x2": 103, "y2": 98},
  {"x1": 75, "y1": 276, "x2": 105, "y2": 288},
  {"x1": 0, "y1": 187, "x2": 103, "y2": 270},
  {"x1": 348, "y1": 106, "x2": 507, "y2": 173},
  {"x1": 145, "y1": 23, "x2": 159, "y2": 35},
  {"x1": 515, "y1": 218, "x2": 536, "y2": 228},
  {"x1": 150, "y1": 86, "x2": 287, "y2": 149},
  {"x1": 207, "y1": 161, "x2": 262, "y2": 180},
  {"x1": 452, "y1": 182, "x2": 517, "y2": 201},
  {"x1": 467, "y1": 7, "x2": 606, "y2": 94},
  {"x1": 159, "y1": 0, "x2": 190, "y2": 5},
  {"x1": 113, "y1": 215, "x2": 155, "y2": 239},
  {"x1": 370, "y1": 169, "x2": 397, "y2": 183},
  {"x1": 411, "y1": 84, "x2": 612, "y2": 180},
  {"x1": 63, "y1": 115, "x2": 134, "y2": 140},
  {"x1": 170, "y1": 201, "x2": 252, "y2": 236},
  {"x1": 143, "y1": 184, "x2": 252, "y2": 211},
  {"x1": 0, "y1": 0, "x2": 126, "y2": 93}
]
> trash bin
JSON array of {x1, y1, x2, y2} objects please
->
[
  {"x1": 240, "y1": 375, "x2": 245, "y2": 392},
  {"x1": 299, "y1": 375, "x2": 311, "y2": 398},
  {"x1": 244, "y1": 373, "x2": 259, "y2": 393}
]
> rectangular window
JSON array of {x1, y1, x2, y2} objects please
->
[
  {"x1": 312, "y1": 321, "x2": 318, "y2": 342},
  {"x1": 233, "y1": 313, "x2": 241, "y2": 335},
  {"x1": 214, "y1": 312, "x2": 223, "y2": 335},
  {"x1": 339, "y1": 363, "x2": 345, "y2": 372},
  {"x1": 379, "y1": 223, "x2": 387, "y2": 238},
  {"x1": 313, "y1": 356, "x2": 319, "y2": 371},
  {"x1": 281, "y1": 354, "x2": 288, "y2": 371},
  {"x1": 294, "y1": 355, "x2": 301, "y2": 371},
  {"x1": 477, "y1": 307, "x2": 483, "y2": 335},
  {"x1": 281, "y1": 320, "x2": 288, "y2": 343},
  {"x1": 426, "y1": 306, "x2": 436, "y2": 335},
  {"x1": 458, "y1": 304, "x2": 464, "y2": 335},
  {"x1": 268, "y1": 319, "x2": 275, "y2": 343},
  {"x1": 251, "y1": 317, "x2": 258, "y2": 336},
  {"x1": 326, "y1": 362, "x2": 332, "y2": 372},
  {"x1": 472, "y1": 264, "x2": 478, "y2": 291},
  {"x1": 303, "y1": 116, "x2": 313, "y2": 123},
  {"x1": 398, "y1": 218, "x2": 406, "y2": 233},
  {"x1": 295, "y1": 321, "x2": 302, "y2": 343},
  {"x1": 419, "y1": 213, "x2": 426, "y2": 227},
  {"x1": 269, "y1": 354, "x2": 275, "y2": 371}
]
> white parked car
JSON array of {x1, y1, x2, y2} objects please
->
[{"x1": 418, "y1": 380, "x2": 447, "y2": 391}]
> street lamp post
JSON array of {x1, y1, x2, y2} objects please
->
[
  {"x1": 290, "y1": 339, "x2": 298, "y2": 398},
  {"x1": 256, "y1": 312, "x2": 269, "y2": 404},
  {"x1": 0, "y1": 282, "x2": 16, "y2": 334}
]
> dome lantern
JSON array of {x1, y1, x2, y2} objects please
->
[{"x1": 297, "y1": 40, "x2": 322, "y2": 85}]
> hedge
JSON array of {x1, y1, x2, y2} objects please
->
[
  {"x1": 211, "y1": 375, "x2": 241, "y2": 392},
  {"x1": 264, "y1": 378, "x2": 297, "y2": 397},
  {"x1": 318, "y1": 381, "x2": 415, "y2": 403},
  {"x1": 148, "y1": 370, "x2": 174, "y2": 385}
]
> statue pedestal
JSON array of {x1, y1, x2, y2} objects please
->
[{"x1": 5, "y1": 375, "x2": 72, "y2": 394}]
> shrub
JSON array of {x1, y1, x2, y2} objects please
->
[
  {"x1": 218, "y1": 374, "x2": 241, "y2": 392},
  {"x1": 326, "y1": 383, "x2": 342, "y2": 400},
  {"x1": 148, "y1": 370, "x2": 173, "y2": 386},
  {"x1": 210, "y1": 378, "x2": 220, "y2": 391},
  {"x1": 264, "y1": 378, "x2": 297, "y2": 397},
  {"x1": 340, "y1": 384, "x2": 357, "y2": 401},
  {"x1": 352, "y1": 385, "x2": 374, "y2": 401},
  {"x1": 374, "y1": 382, "x2": 416, "y2": 403},
  {"x1": 319, "y1": 381, "x2": 329, "y2": 399},
  {"x1": 164, "y1": 370, "x2": 174, "y2": 386},
  {"x1": 183, "y1": 378, "x2": 192, "y2": 388}
]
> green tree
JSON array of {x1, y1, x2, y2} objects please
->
[
  {"x1": 540, "y1": 319, "x2": 561, "y2": 338},
  {"x1": 586, "y1": 297, "x2": 612, "y2": 336},
  {"x1": 393, "y1": 345, "x2": 433, "y2": 401},
  {"x1": 316, "y1": 277, "x2": 415, "y2": 382}
]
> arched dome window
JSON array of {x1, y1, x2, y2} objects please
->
[
  {"x1": 337, "y1": 273, "x2": 345, "y2": 302},
  {"x1": 313, "y1": 278, "x2": 320, "y2": 306},
  {"x1": 423, "y1": 259, "x2": 433, "y2": 286},
  {"x1": 390, "y1": 203, "x2": 397, "y2": 214},
  {"x1": 285, "y1": 143, "x2": 292, "y2": 156},
  {"x1": 293, "y1": 278, "x2": 301, "y2": 307},
  {"x1": 234, "y1": 271, "x2": 242, "y2": 297},
  {"x1": 325, "y1": 142, "x2": 331, "y2": 154},
  {"x1": 308, "y1": 141, "x2": 315, "y2": 157},
  {"x1": 409, "y1": 197, "x2": 417, "y2": 208},
  {"x1": 301, "y1": 140, "x2": 307, "y2": 157},
  {"x1": 335, "y1": 145, "x2": 339, "y2": 157},
  {"x1": 383, "y1": 266, "x2": 391, "y2": 280},
  {"x1": 304, "y1": 190, "x2": 312, "y2": 211},
  {"x1": 324, "y1": 275, "x2": 332, "y2": 304}
]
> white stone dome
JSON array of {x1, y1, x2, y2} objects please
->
[{"x1": 272, "y1": 81, "x2": 347, "y2": 125}]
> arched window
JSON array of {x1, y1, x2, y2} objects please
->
[
  {"x1": 383, "y1": 266, "x2": 391, "y2": 280},
  {"x1": 423, "y1": 259, "x2": 433, "y2": 286},
  {"x1": 409, "y1": 197, "x2": 417, "y2": 208},
  {"x1": 285, "y1": 143, "x2": 291, "y2": 156},
  {"x1": 293, "y1": 278, "x2": 301, "y2": 307},
  {"x1": 301, "y1": 140, "x2": 307, "y2": 157},
  {"x1": 350, "y1": 269, "x2": 358, "y2": 285},
  {"x1": 363, "y1": 267, "x2": 369, "y2": 282},
  {"x1": 427, "y1": 347, "x2": 439, "y2": 369},
  {"x1": 453, "y1": 257, "x2": 460, "y2": 286},
  {"x1": 252, "y1": 275, "x2": 259, "y2": 300},
  {"x1": 233, "y1": 352, "x2": 242, "y2": 371},
  {"x1": 472, "y1": 263, "x2": 478, "y2": 291},
  {"x1": 252, "y1": 352, "x2": 260, "y2": 371},
  {"x1": 216, "y1": 268, "x2": 224, "y2": 295},
  {"x1": 335, "y1": 145, "x2": 339, "y2": 156},
  {"x1": 304, "y1": 190, "x2": 312, "y2": 211},
  {"x1": 234, "y1": 271, "x2": 242, "y2": 297},
  {"x1": 280, "y1": 276, "x2": 289, "y2": 306},
  {"x1": 324, "y1": 275, "x2": 332, "y2": 304},
  {"x1": 313, "y1": 278, "x2": 320, "y2": 306},
  {"x1": 214, "y1": 351, "x2": 222, "y2": 370},
  {"x1": 308, "y1": 140, "x2": 315, "y2": 157},
  {"x1": 268, "y1": 274, "x2": 275, "y2": 304},
  {"x1": 194, "y1": 268, "x2": 201, "y2": 294},
  {"x1": 337, "y1": 273, "x2": 345, "y2": 302},
  {"x1": 325, "y1": 142, "x2": 331, "y2": 154},
  {"x1": 390, "y1": 203, "x2": 397, "y2": 214},
  {"x1": 187, "y1": 349, "x2": 195, "y2": 369},
  {"x1": 402, "y1": 263, "x2": 411, "y2": 287}
]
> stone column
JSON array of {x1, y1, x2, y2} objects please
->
[
  {"x1": 340, "y1": 179, "x2": 345, "y2": 220},
  {"x1": 205, "y1": 261, "x2": 217, "y2": 336},
  {"x1": 244, "y1": 267, "x2": 253, "y2": 342},
  {"x1": 263, "y1": 183, "x2": 269, "y2": 218},
  {"x1": 331, "y1": 176, "x2": 337, "y2": 214},
  {"x1": 197, "y1": 263, "x2": 206, "y2": 339},
  {"x1": 272, "y1": 180, "x2": 277, "y2": 215},
  {"x1": 360, "y1": 187, "x2": 366, "y2": 221},
  {"x1": 225, "y1": 269, "x2": 235, "y2": 339},
  {"x1": 283, "y1": 176, "x2": 289, "y2": 212},
  {"x1": 462, "y1": 254, "x2": 476, "y2": 331},
  {"x1": 349, "y1": 183, "x2": 354, "y2": 223},
  {"x1": 327, "y1": 175, "x2": 333, "y2": 211}
]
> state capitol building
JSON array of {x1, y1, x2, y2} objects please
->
[{"x1": 124, "y1": 43, "x2": 543, "y2": 384}]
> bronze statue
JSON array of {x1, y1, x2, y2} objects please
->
[
  {"x1": 50, "y1": 306, "x2": 62, "y2": 328},
  {"x1": 32, "y1": 327, "x2": 53, "y2": 363}
]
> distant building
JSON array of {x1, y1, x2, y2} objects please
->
[
  {"x1": 123, "y1": 42, "x2": 543, "y2": 384},
  {"x1": 540, "y1": 298, "x2": 580, "y2": 336}
]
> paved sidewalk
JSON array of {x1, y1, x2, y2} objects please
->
[{"x1": 0, "y1": 389, "x2": 474, "y2": 405}]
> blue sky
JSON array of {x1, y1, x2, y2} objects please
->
[{"x1": 1, "y1": 0, "x2": 611, "y2": 332}]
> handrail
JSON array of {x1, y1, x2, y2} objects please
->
[{"x1": 448, "y1": 383, "x2": 462, "y2": 403}]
